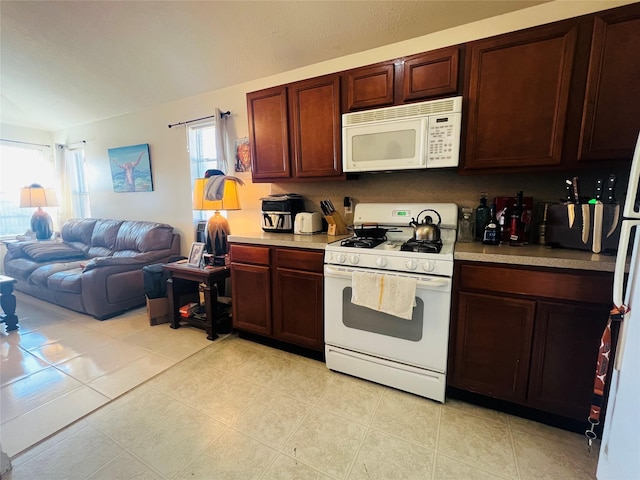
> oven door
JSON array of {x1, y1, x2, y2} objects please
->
[{"x1": 323, "y1": 264, "x2": 452, "y2": 372}]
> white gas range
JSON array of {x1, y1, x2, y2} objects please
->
[{"x1": 324, "y1": 202, "x2": 458, "y2": 403}]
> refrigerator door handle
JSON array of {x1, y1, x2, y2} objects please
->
[
  {"x1": 622, "y1": 132, "x2": 640, "y2": 218},
  {"x1": 613, "y1": 220, "x2": 640, "y2": 307}
]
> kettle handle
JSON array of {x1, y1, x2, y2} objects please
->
[{"x1": 416, "y1": 209, "x2": 442, "y2": 226}]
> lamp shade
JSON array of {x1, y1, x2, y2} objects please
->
[
  {"x1": 19, "y1": 184, "x2": 59, "y2": 208},
  {"x1": 192, "y1": 178, "x2": 240, "y2": 211}
]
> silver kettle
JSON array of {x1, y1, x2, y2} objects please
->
[{"x1": 410, "y1": 209, "x2": 442, "y2": 242}]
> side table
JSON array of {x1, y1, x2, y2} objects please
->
[
  {"x1": 0, "y1": 275, "x2": 19, "y2": 332},
  {"x1": 163, "y1": 262, "x2": 230, "y2": 340}
]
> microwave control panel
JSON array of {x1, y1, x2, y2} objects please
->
[{"x1": 426, "y1": 113, "x2": 461, "y2": 168}]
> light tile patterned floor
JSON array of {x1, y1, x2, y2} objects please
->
[{"x1": 2, "y1": 293, "x2": 600, "y2": 479}]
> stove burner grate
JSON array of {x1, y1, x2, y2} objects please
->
[
  {"x1": 400, "y1": 239, "x2": 443, "y2": 253},
  {"x1": 340, "y1": 236, "x2": 387, "y2": 249}
]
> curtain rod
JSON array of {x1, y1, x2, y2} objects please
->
[
  {"x1": 168, "y1": 110, "x2": 231, "y2": 129},
  {"x1": 0, "y1": 138, "x2": 51, "y2": 148}
]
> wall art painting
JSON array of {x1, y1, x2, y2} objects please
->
[
  {"x1": 234, "y1": 137, "x2": 251, "y2": 173},
  {"x1": 108, "y1": 143, "x2": 153, "y2": 192}
]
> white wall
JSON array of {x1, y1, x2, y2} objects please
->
[{"x1": 48, "y1": 0, "x2": 633, "y2": 256}]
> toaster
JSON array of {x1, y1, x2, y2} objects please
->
[{"x1": 294, "y1": 212, "x2": 323, "y2": 234}]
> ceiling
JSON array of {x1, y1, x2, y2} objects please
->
[{"x1": 1, "y1": 0, "x2": 549, "y2": 132}]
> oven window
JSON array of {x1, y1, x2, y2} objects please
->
[{"x1": 342, "y1": 287, "x2": 423, "y2": 341}]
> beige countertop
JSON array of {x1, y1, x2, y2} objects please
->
[
  {"x1": 454, "y1": 241, "x2": 619, "y2": 272},
  {"x1": 229, "y1": 229, "x2": 621, "y2": 272}
]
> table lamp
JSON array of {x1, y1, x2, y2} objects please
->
[
  {"x1": 192, "y1": 177, "x2": 241, "y2": 258},
  {"x1": 20, "y1": 184, "x2": 59, "y2": 240}
]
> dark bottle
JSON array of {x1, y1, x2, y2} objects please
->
[
  {"x1": 482, "y1": 204, "x2": 501, "y2": 245},
  {"x1": 475, "y1": 192, "x2": 490, "y2": 241},
  {"x1": 509, "y1": 191, "x2": 525, "y2": 246}
]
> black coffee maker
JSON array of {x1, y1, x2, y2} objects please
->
[{"x1": 261, "y1": 194, "x2": 305, "y2": 233}]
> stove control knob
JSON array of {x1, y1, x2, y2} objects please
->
[
  {"x1": 406, "y1": 259, "x2": 418, "y2": 270},
  {"x1": 376, "y1": 257, "x2": 387, "y2": 267},
  {"x1": 336, "y1": 253, "x2": 347, "y2": 264},
  {"x1": 422, "y1": 260, "x2": 436, "y2": 272},
  {"x1": 350, "y1": 254, "x2": 360, "y2": 265}
]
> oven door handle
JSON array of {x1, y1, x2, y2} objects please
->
[{"x1": 324, "y1": 265, "x2": 451, "y2": 289}]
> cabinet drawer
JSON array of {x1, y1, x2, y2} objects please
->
[
  {"x1": 275, "y1": 248, "x2": 324, "y2": 272},
  {"x1": 230, "y1": 244, "x2": 271, "y2": 266},
  {"x1": 457, "y1": 262, "x2": 612, "y2": 305}
]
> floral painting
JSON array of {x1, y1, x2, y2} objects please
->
[
  {"x1": 108, "y1": 143, "x2": 153, "y2": 192},
  {"x1": 234, "y1": 137, "x2": 251, "y2": 173}
]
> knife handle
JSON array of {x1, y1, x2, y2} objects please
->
[
  {"x1": 565, "y1": 180, "x2": 573, "y2": 203},
  {"x1": 571, "y1": 176, "x2": 580, "y2": 204},
  {"x1": 595, "y1": 178, "x2": 603, "y2": 201},
  {"x1": 606, "y1": 174, "x2": 617, "y2": 203}
]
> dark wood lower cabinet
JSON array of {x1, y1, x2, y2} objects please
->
[
  {"x1": 450, "y1": 261, "x2": 613, "y2": 424},
  {"x1": 230, "y1": 243, "x2": 325, "y2": 351}
]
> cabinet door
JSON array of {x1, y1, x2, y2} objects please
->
[
  {"x1": 273, "y1": 248, "x2": 324, "y2": 351},
  {"x1": 401, "y1": 46, "x2": 460, "y2": 102},
  {"x1": 289, "y1": 74, "x2": 343, "y2": 179},
  {"x1": 273, "y1": 268, "x2": 324, "y2": 351},
  {"x1": 230, "y1": 263, "x2": 272, "y2": 335},
  {"x1": 528, "y1": 301, "x2": 610, "y2": 419},
  {"x1": 463, "y1": 21, "x2": 580, "y2": 171},
  {"x1": 451, "y1": 292, "x2": 535, "y2": 403},
  {"x1": 343, "y1": 62, "x2": 396, "y2": 111},
  {"x1": 578, "y1": 3, "x2": 640, "y2": 161},
  {"x1": 247, "y1": 86, "x2": 291, "y2": 181}
]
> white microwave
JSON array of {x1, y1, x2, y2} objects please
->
[{"x1": 342, "y1": 96, "x2": 462, "y2": 173}]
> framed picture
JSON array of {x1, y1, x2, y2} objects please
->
[
  {"x1": 107, "y1": 143, "x2": 154, "y2": 192},
  {"x1": 234, "y1": 137, "x2": 251, "y2": 173},
  {"x1": 187, "y1": 242, "x2": 206, "y2": 267}
]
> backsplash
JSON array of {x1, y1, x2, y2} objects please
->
[{"x1": 271, "y1": 165, "x2": 630, "y2": 214}]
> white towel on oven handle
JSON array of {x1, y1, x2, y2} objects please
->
[{"x1": 351, "y1": 271, "x2": 417, "y2": 320}]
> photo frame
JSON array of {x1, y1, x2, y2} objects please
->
[
  {"x1": 234, "y1": 137, "x2": 251, "y2": 173},
  {"x1": 107, "y1": 143, "x2": 154, "y2": 192},
  {"x1": 187, "y1": 242, "x2": 206, "y2": 267}
]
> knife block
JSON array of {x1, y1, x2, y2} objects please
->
[
  {"x1": 325, "y1": 211, "x2": 349, "y2": 236},
  {"x1": 546, "y1": 203, "x2": 621, "y2": 253}
]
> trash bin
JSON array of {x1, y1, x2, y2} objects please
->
[{"x1": 143, "y1": 261, "x2": 178, "y2": 326}]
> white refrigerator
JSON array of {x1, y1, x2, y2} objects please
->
[{"x1": 597, "y1": 132, "x2": 640, "y2": 479}]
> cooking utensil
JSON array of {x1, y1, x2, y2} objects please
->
[
  {"x1": 605, "y1": 174, "x2": 620, "y2": 238},
  {"x1": 593, "y1": 178, "x2": 603, "y2": 253},
  {"x1": 565, "y1": 179, "x2": 575, "y2": 228},
  {"x1": 410, "y1": 209, "x2": 442, "y2": 242},
  {"x1": 353, "y1": 225, "x2": 400, "y2": 238}
]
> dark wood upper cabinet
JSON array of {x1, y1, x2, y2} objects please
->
[
  {"x1": 401, "y1": 46, "x2": 460, "y2": 102},
  {"x1": 289, "y1": 74, "x2": 342, "y2": 179},
  {"x1": 247, "y1": 74, "x2": 343, "y2": 183},
  {"x1": 578, "y1": 3, "x2": 640, "y2": 162},
  {"x1": 343, "y1": 61, "x2": 396, "y2": 111},
  {"x1": 462, "y1": 19, "x2": 583, "y2": 172},
  {"x1": 246, "y1": 86, "x2": 291, "y2": 181}
]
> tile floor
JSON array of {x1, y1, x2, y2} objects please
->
[{"x1": 2, "y1": 293, "x2": 601, "y2": 479}]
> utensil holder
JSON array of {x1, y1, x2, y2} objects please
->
[{"x1": 325, "y1": 212, "x2": 349, "y2": 236}]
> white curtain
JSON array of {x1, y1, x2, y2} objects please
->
[
  {"x1": 56, "y1": 144, "x2": 90, "y2": 221},
  {"x1": 215, "y1": 107, "x2": 230, "y2": 173}
]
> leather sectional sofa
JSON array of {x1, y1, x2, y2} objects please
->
[{"x1": 4, "y1": 218, "x2": 180, "y2": 319}]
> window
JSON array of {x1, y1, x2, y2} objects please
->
[
  {"x1": 0, "y1": 144, "x2": 57, "y2": 237},
  {"x1": 189, "y1": 121, "x2": 225, "y2": 221}
]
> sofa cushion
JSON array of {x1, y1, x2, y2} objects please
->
[
  {"x1": 21, "y1": 242, "x2": 85, "y2": 262},
  {"x1": 29, "y1": 261, "x2": 85, "y2": 288},
  {"x1": 3, "y1": 257, "x2": 42, "y2": 281},
  {"x1": 47, "y1": 268, "x2": 84, "y2": 294},
  {"x1": 115, "y1": 222, "x2": 173, "y2": 253},
  {"x1": 61, "y1": 218, "x2": 97, "y2": 245},
  {"x1": 91, "y1": 220, "x2": 123, "y2": 250}
]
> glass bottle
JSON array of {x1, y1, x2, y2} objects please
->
[
  {"x1": 457, "y1": 208, "x2": 475, "y2": 242},
  {"x1": 482, "y1": 204, "x2": 500, "y2": 245},
  {"x1": 509, "y1": 191, "x2": 525, "y2": 246},
  {"x1": 475, "y1": 192, "x2": 490, "y2": 241}
]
